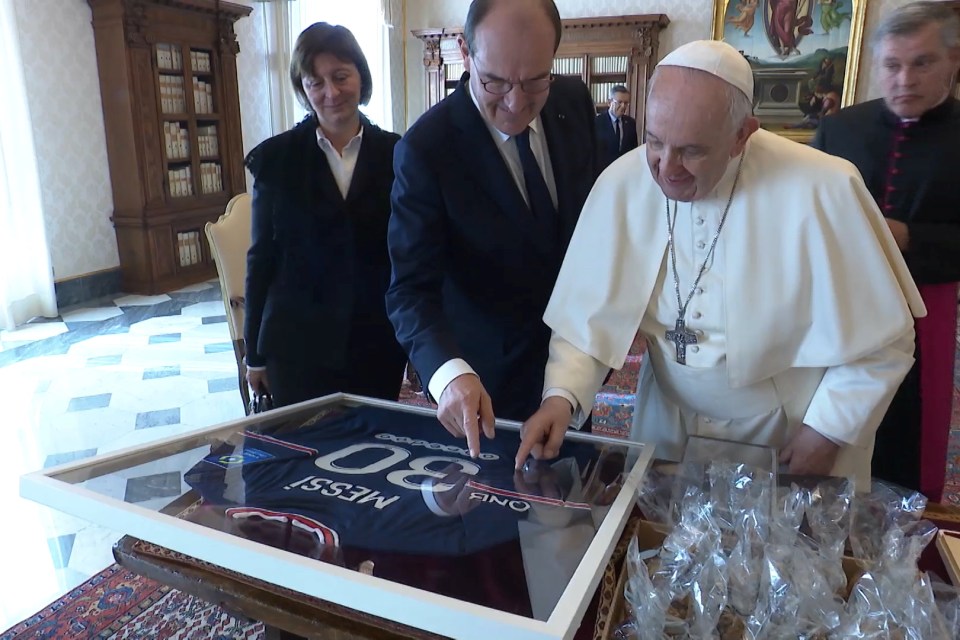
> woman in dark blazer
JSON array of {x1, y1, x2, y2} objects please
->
[{"x1": 243, "y1": 22, "x2": 406, "y2": 407}]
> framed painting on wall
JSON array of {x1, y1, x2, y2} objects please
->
[{"x1": 713, "y1": 0, "x2": 866, "y2": 142}]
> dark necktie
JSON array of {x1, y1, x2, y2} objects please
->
[
  {"x1": 515, "y1": 128, "x2": 557, "y2": 219},
  {"x1": 614, "y1": 118, "x2": 621, "y2": 150}
]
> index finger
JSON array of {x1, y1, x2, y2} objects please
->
[
  {"x1": 479, "y1": 392, "x2": 495, "y2": 440},
  {"x1": 463, "y1": 407, "x2": 481, "y2": 459},
  {"x1": 542, "y1": 421, "x2": 567, "y2": 459},
  {"x1": 515, "y1": 426, "x2": 539, "y2": 470}
]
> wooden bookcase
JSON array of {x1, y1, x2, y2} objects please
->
[
  {"x1": 413, "y1": 14, "x2": 669, "y2": 138},
  {"x1": 88, "y1": 0, "x2": 251, "y2": 294}
]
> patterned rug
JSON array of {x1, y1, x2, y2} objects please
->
[
  {"x1": 5, "y1": 333, "x2": 960, "y2": 638},
  {"x1": 0, "y1": 563, "x2": 261, "y2": 640}
]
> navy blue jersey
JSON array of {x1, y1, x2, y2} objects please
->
[{"x1": 184, "y1": 405, "x2": 599, "y2": 557}]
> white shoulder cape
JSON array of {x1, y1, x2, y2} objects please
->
[{"x1": 545, "y1": 129, "x2": 926, "y2": 388}]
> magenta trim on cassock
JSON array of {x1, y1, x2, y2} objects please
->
[{"x1": 917, "y1": 282, "x2": 958, "y2": 503}]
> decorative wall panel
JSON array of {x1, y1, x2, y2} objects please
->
[{"x1": 14, "y1": 0, "x2": 118, "y2": 281}]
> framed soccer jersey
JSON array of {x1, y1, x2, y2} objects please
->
[{"x1": 20, "y1": 395, "x2": 653, "y2": 640}]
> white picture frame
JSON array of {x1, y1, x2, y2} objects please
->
[{"x1": 21, "y1": 394, "x2": 653, "y2": 640}]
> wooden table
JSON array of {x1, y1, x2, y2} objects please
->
[{"x1": 113, "y1": 520, "x2": 632, "y2": 640}]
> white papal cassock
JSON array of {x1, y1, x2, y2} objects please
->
[{"x1": 542, "y1": 128, "x2": 926, "y2": 488}]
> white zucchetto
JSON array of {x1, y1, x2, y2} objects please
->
[{"x1": 657, "y1": 40, "x2": 754, "y2": 100}]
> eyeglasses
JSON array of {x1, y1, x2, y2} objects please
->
[
  {"x1": 473, "y1": 61, "x2": 554, "y2": 95},
  {"x1": 479, "y1": 75, "x2": 555, "y2": 95}
]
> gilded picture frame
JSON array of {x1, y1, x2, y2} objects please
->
[{"x1": 712, "y1": 0, "x2": 866, "y2": 142}]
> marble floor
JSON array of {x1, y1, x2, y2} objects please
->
[{"x1": 0, "y1": 280, "x2": 246, "y2": 631}]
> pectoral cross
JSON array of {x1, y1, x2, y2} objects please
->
[{"x1": 665, "y1": 317, "x2": 698, "y2": 365}]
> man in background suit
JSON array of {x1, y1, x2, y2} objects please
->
[
  {"x1": 595, "y1": 84, "x2": 638, "y2": 171},
  {"x1": 386, "y1": 0, "x2": 598, "y2": 457}
]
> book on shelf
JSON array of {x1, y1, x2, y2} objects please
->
[
  {"x1": 200, "y1": 162, "x2": 223, "y2": 194},
  {"x1": 188, "y1": 231, "x2": 198, "y2": 264},
  {"x1": 163, "y1": 122, "x2": 190, "y2": 160},
  {"x1": 156, "y1": 44, "x2": 182, "y2": 71},
  {"x1": 160, "y1": 75, "x2": 186, "y2": 114},
  {"x1": 191, "y1": 50, "x2": 211, "y2": 73},
  {"x1": 168, "y1": 166, "x2": 193, "y2": 198},
  {"x1": 192, "y1": 78, "x2": 214, "y2": 114},
  {"x1": 592, "y1": 55, "x2": 628, "y2": 75},
  {"x1": 176, "y1": 231, "x2": 203, "y2": 267},
  {"x1": 197, "y1": 125, "x2": 219, "y2": 157},
  {"x1": 592, "y1": 82, "x2": 618, "y2": 104},
  {"x1": 551, "y1": 57, "x2": 583, "y2": 76}
]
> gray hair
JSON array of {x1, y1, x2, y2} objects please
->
[
  {"x1": 609, "y1": 84, "x2": 629, "y2": 99},
  {"x1": 647, "y1": 66, "x2": 754, "y2": 135},
  {"x1": 870, "y1": 1, "x2": 960, "y2": 51}
]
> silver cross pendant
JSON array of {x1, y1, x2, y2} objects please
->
[{"x1": 665, "y1": 317, "x2": 698, "y2": 365}]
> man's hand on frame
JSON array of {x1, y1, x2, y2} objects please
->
[{"x1": 437, "y1": 373, "x2": 495, "y2": 458}]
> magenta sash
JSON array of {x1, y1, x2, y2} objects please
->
[{"x1": 918, "y1": 282, "x2": 959, "y2": 503}]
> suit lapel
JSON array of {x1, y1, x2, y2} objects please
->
[
  {"x1": 541, "y1": 93, "x2": 585, "y2": 237},
  {"x1": 449, "y1": 76, "x2": 529, "y2": 218},
  {"x1": 345, "y1": 123, "x2": 378, "y2": 206}
]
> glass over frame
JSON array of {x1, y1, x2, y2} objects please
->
[{"x1": 20, "y1": 395, "x2": 652, "y2": 640}]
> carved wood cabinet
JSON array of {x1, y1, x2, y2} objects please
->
[
  {"x1": 412, "y1": 14, "x2": 669, "y2": 137},
  {"x1": 88, "y1": 0, "x2": 251, "y2": 294}
]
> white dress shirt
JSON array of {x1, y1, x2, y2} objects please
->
[{"x1": 316, "y1": 126, "x2": 364, "y2": 198}]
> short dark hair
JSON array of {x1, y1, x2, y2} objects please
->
[
  {"x1": 289, "y1": 22, "x2": 373, "y2": 111},
  {"x1": 609, "y1": 84, "x2": 629, "y2": 98},
  {"x1": 463, "y1": 0, "x2": 562, "y2": 55}
]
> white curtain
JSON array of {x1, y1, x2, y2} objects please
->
[
  {"x1": 383, "y1": 0, "x2": 406, "y2": 133},
  {"x1": 261, "y1": 0, "x2": 298, "y2": 135},
  {"x1": 374, "y1": 0, "x2": 395, "y2": 133},
  {"x1": 0, "y1": 0, "x2": 56, "y2": 330}
]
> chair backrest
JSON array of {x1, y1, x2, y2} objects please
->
[
  {"x1": 206, "y1": 193, "x2": 252, "y2": 411},
  {"x1": 205, "y1": 193, "x2": 251, "y2": 343}
]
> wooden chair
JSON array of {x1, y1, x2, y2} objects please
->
[{"x1": 205, "y1": 193, "x2": 252, "y2": 413}]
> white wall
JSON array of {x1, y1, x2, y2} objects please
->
[
  {"x1": 14, "y1": 0, "x2": 117, "y2": 281},
  {"x1": 402, "y1": 0, "x2": 958, "y2": 130}
]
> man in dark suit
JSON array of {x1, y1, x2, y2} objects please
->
[
  {"x1": 595, "y1": 84, "x2": 638, "y2": 171},
  {"x1": 386, "y1": 0, "x2": 598, "y2": 457},
  {"x1": 811, "y1": 1, "x2": 960, "y2": 501}
]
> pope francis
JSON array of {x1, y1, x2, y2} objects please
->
[{"x1": 515, "y1": 40, "x2": 926, "y2": 488}]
